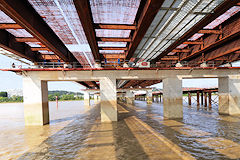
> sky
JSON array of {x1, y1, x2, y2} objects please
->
[{"x1": 0, "y1": 53, "x2": 239, "y2": 92}]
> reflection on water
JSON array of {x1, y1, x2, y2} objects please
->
[{"x1": 0, "y1": 99, "x2": 240, "y2": 159}]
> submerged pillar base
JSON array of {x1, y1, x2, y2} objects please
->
[
  {"x1": 219, "y1": 76, "x2": 240, "y2": 115},
  {"x1": 146, "y1": 90, "x2": 153, "y2": 104},
  {"x1": 126, "y1": 90, "x2": 134, "y2": 104},
  {"x1": 23, "y1": 77, "x2": 49, "y2": 126},
  {"x1": 84, "y1": 92, "x2": 90, "y2": 106},
  {"x1": 100, "y1": 77, "x2": 117, "y2": 122},
  {"x1": 163, "y1": 77, "x2": 183, "y2": 119}
]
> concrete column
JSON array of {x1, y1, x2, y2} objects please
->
[
  {"x1": 94, "y1": 94, "x2": 98, "y2": 104},
  {"x1": 84, "y1": 92, "x2": 90, "y2": 106},
  {"x1": 126, "y1": 90, "x2": 134, "y2": 104},
  {"x1": 218, "y1": 76, "x2": 240, "y2": 115},
  {"x1": 163, "y1": 77, "x2": 183, "y2": 118},
  {"x1": 156, "y1": 95, "x2": 159, "y2": 103},
  {"x1": 23, "y1": 77, "x2": 49, "y2": 125},
  {"x1": 146, "y1": 90, "x2": 153, "y2": 104},
  {"x1": 100, "y1": 77, "x2": 117, "y2": 122}
]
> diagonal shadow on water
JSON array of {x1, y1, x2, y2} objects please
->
[{"x1": 18, "y1": 105, "x2": 100, "y2": 160}]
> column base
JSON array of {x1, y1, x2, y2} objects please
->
[
  {"x1": 146, "y1": 97, "x2": 152, "y2": 104},
  {"x1": 163, "y1": 98, "x2": 183, "y2": 118}
]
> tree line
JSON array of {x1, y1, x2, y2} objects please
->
[{"x1": 0, "y1": 91, "x2": 85, "y2": 103}]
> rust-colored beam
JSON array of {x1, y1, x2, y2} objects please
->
[
  {"x1": 0, "y1": 23, "x2": 22, "y2": 29},
  {"x1": 161, "y1": 57, "x2": 179, "y2": 61},
  {"x1": 97, "y1": 37, "x2": 131, "y2": 42},
  {"x1": 42, "y1": 55, "x2": 58, "y2": 60},
  {"x1": 99, "y1": 47, "x2": 128, "y2": 50},
  {"x1": 77, "y1": 82, "x2": 91, "y2": 89},
  {"x1": 198, "y1": 29, "x2": 222, "y2": 34},
  {"x1": 0, "y1": 30, "x2": 42, "y2": 62},
  {"x1": 0, "y1": 0, "x2": 79, "y2": 63},
  {"x1": 31, "y1": 47, "x2": 50, "y2": 51},
  {"x1": 126, "y1": 0, "x2": 164, "y2": 60},
  {"x1": 94, "y1": 24, "x2": 136, "y2": 30},
  {"x1": 73, "y1": 0, "x2": 101, "y2": 62},
  {"x1": 183, "y1": 41, "x2": 203, "y2": 45},
  {"x1": 132, "y1": 80, "x2": 146, "y2": 88},
  {"x1": 138, "y1": 80, "x2": 161, "y2": 88},
  {"x1": 15, "y1": 37, "x2": 39, "y2": 42},
  {"x1": 91, "y1": 81, "x2": 100, "y2": 89},
  {"x1": 181, "y1": 29, "x2": 240, "y2": 61},
  {"x1": 103, "y1": 54, "x2": 125, "y2": 59},
  {"x1": 173, "y1": 49, "x2": 190, "y2": 53},
  {"x1": 152, "y1": 0, "x2": 239, "y2": 62},
  {"x1": 206, "y1": 47, "x2": 240, "y2": 61}
]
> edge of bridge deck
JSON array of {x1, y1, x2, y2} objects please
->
[{"x1": 1, "y1": 67, "x2": 240, "y2": 72}]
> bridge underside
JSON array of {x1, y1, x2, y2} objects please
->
[
  {"x1": 12, "y1": 68, "x2": 240, "y2": 125},
  {"x1": 1, "y1": 1, "x2": 240, "y2": 125},
  {"x1": 1, "y1": 0, "x2": 240, "y2": 90}
]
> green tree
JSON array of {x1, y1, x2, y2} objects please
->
[
  {"x1": 0, "y1": 92, "x2": 8, "y2": 97},
  {"x1": 61, "y1": 94, "x2": 75, "y2": 100},
  {"x1": 48, "y1": 94, "x2": 56, "y2": 101}
]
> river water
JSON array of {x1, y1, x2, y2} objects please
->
[{"x1": 1, "y1": 98, "x2": 240, "y2": 160}]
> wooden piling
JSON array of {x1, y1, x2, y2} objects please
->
[
  {"x1": 201, "y1": 92, "x2": 204, "y2": 106},
  {"x1": 208, "y1": 91, "x2": 212, "y2": 109},
  {"x1": 188, "y1": 92, "x2": 191, "y2": 105},
  {"x1": 204, "y1": 92, "x2": 208, "y2": 108},
  {"x1": 197, "y1": 91, "x2": 200, "y2": 106}
]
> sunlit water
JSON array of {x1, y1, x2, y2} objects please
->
[{"x1": 0, "y1": 97, "x2": 240, "y2": 160}]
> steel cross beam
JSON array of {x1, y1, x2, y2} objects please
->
[
  {"x1": 94, "y1": 24, "x2": 136, "y2": 30},
  {"x1": 91, "y1": 81, "x2": 100, "y2": 89},
  {"x1": 0, "y1": 30, "x2": 42, "y2": 62},
  {"x1": 77, "y1": 82, "x2": 92, "y2": 89},
  {"x1": 0, "y1": 23, "x2": 22, "y2": 29},
  {"x1": 152, "y1": 0, "x2": 240, "y2": 63},
  {"x1": 73, "y1": 0, "x2": 102, "y2": 62},
  {"x1": 181, "y1": 11, "x2": 240, "y2": 63},
  {"x1": 0, "y1": 0, "x2": 79, "y2": 63},
  {"x1": 125, "y1": 0, "x2": 165, "y2": 60}
]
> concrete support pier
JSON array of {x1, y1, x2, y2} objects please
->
[
  {"x1": 23, "y1": 77, "x2": 49, "y2": 125},
  {"x1": 126, "y1": 90, "x2": 134, "y2": 104},
  {"x1": 100, "y1": 77, "x2": 117, "y2": 122},
  {"x1": 163, "y1": 77, "x2": 183, "y2": 118},
  {"x1": 146, "y1": 90, "x2": 152, "y2": 104},
  {"x1": 84, "y1": 92, "x2": 90, "y2": 106},
  {"x1": 219, "y1": 76, "x2": 240, "y2": 115},
  {"x1": 94, "y1": 94, "x2": 98, "y2": 104}
]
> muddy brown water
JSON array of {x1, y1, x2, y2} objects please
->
[{"x1": 0, "y1": 98, "x2": 240, "y2": 160}]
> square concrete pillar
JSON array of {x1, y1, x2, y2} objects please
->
[
  {"x1": 219, "y1": 76, "x2": 240, "y2": 115},
  {"x1": 126, "y1": 90, "x2": 134, "y2": 104},
  {"x1": 100, "y1": 77, "x2": 117, "y2": 122},
  {"x1": 84, "y1": 92, "x2": 90, "y2": 106},
  {"x1": 146, "y1": 90, "x2": 153, "y2": 104},
  {"x1": 23, "y1": 77, "x2": 49, "y2": 125},
  {"x1": 94, "y1": 94, "x2": 98, "y2": 104},
  {"x1": 163, "y1": 77, "x2": 183, "y2": 119}
]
